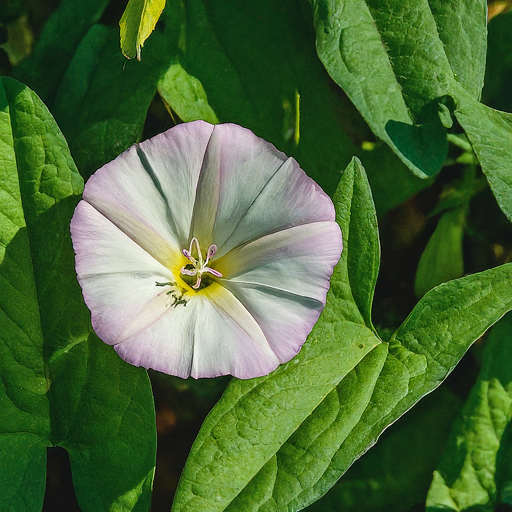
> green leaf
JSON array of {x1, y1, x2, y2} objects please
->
[
  {"x1": 176, "y1": 0, "x2": 357, "y2": 197},
  {"x1": 305, "y1": 386, "x2": 462, "y2": 512},
  {"x1": 57, "y1": 335, "x2": 156, "y2": 512},
  {"x1": 427, "y1": 0, "x2": 487, "y2": 101},
  {"x1": 340, "y1": 159, "x2": 380, "y2": 328},
  {"x1": 1, "y1": 435, "x2": 49, "y2": 511},
  {"x1": 158, "y1": 62, "x2": 219, "y2": 124},
  {"x1": 454, "y1": 93, "x2": 512, "y2": 223},
  {"x1": 482, "y1": 10, "x2": 512, "y2": 113},
  {"x1": 296, "y1": 263, "x2": 512, "y2": 511},
  {"x1": 426, "y1": 312, "x2": 512, "y2": 511},
  {"x1": 120, "y1": 0, "x2": 166, "y2": 60},
  {"x1": 0, "y1": 77, "x2": 156, "y2": 511},
  {"x1": 11, "y1": 0, "x2": 110, "y2": 106},
  {"x1": 51, "y1": 18, "x2": 177, "y2": 179},
  {"x1": 414, "y1": 206, "x2": 466, "y2": 298},
  {"x1": 306, "y1": 0, "x2": 512, "y2": 220},
  {"x1": 308, "y1": 0, "x2": 487, "y2": 178},
  {"x1": 172, "y1": 159, "x2": 512, "y2": 512},
  {"x1": 428, "y1": 164, "x2": 486, "y2": 218},
  {"x1": 358, "y1": 142, "x2": 435, "y2": 216},
  {"x1": 172, "y1": 158, "x2": 382, "y2": 511}
]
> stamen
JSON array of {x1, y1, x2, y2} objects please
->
[
  {"x1": 205, "y1": 267, "x2": 223, "y2": 277},
  {"x1": 206, "y1": 244, "x2": 217, "y2": 262},
  {"x1": 180, "y1": 267, "x2": 198, "y2": 277},
  {"x1": 180, "y1": 238, "x2": 223, "y2": 289}
]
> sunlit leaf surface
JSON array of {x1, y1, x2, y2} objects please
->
[
  {"x1": 0, "y1": 77, "x2": 156, "y2": 512},
  {"x1": 120, "y1": 0, "x2": 167, "y2": 60},
  {"x1": 427, "y1": 313, "x2": 512, "y2": 511},
  {"x1": 172, "y1": 159, "x2": 512, "y2": 511}
]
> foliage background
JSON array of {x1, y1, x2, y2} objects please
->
[{"x1": 3, "y1": 0, "x2": 512, "y2": 511}]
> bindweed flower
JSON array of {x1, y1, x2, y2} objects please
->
[{"x1": 70, "y1": 121, "x2": 342, "y2": 379}]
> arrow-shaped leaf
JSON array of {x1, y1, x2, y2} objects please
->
[
  {"x1": 0, "y1": 77, "x2": 156, "y2": 512},
  {"x1": 172, "y1": 158, "x2": 512, "y2": 511}
]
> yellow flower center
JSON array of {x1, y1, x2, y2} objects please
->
[{"x1": 179, "y1": 237, "x2": 223, "y2": 290}]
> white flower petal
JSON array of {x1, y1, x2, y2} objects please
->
[
  {"x1": 82, "y1": 121, "x2": 215, "y2": 258},
  {"x1": 215, "y1": 156, "x2": 336, "y2": 258},
  {"x1": 71, "y1": 201, "x2": 178, "y2": 345},
  {"x1": 115, "y1": 283, "x2": 280, "y2": 379},
  {"x1": 216, "y1": 221, "x2": 342, "y2": 363},
  {"x1": 115, "y1": 300, "x2": 198, "y2": 379},
  {"x1": 190, "y1": 123, "x2": 290, "y2": 249},
  {"x1": 218, "y1": 282, "x2": 324, "y2": 363},
  {"x1": 216, "y1": 222, "x2": 342, "y2": 302}
]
